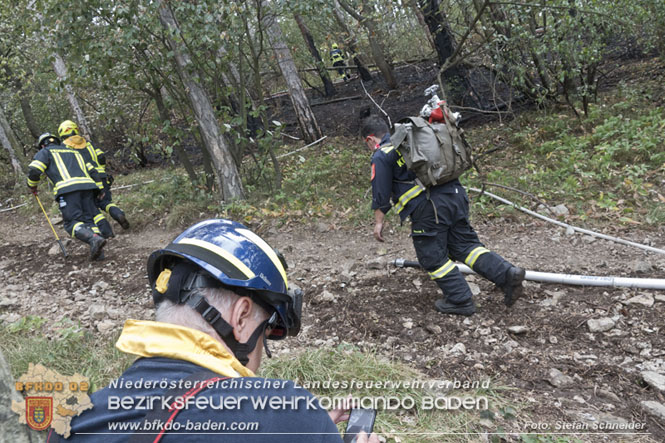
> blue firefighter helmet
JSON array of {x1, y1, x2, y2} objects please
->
[{"x1": 147, "y1": 219, "x2": 302, "y2": 340}]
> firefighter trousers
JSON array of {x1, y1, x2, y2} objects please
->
[
  {"x1": 410, "y1": 193, "x2": 514, "y2": 304},
  {"x1": 57, "y1": 190, "x2": 100, "y2": 238}
]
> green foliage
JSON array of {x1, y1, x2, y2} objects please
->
[
  {"x1": 466, "y1": 79, "x2": 665, "y2": 227},
  {"x1": 459, "y1": 0, "x2": 655, "y2": 113}
]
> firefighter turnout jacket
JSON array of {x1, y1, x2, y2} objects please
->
[
  {"x1": 330, "y1": 47, "x2": 344, "y2": 64},
  {"x1": 63, "y1": 135, "x2": 107, "y2": 178},
  {"x1": 46, "y1": 320, "x2": 342, "y2": 442},
  {"x1": 371, "y1": 134, "x2": 426, "y2": 221},
  {"x1": 27, "y1": 143, "x2": 102, "y2": 198}
]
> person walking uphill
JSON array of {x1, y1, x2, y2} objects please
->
[
  {"x1": 361, "y1": 115, "x2": 525, "y2": 316},
  {"x1": 47, "y1": 218, "x2": 379, "y2": 443},
  {"x1": 59, "y1": 120, "x2": 129, "y2": 238},
  {"x1": 330, "y1": 43, "x2": 350, "y2": 82},
  {"x1": 27, "y1": 133, "x2": 106, "y2": 260}
]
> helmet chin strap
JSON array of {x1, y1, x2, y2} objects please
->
[{"x1": 183, "y1": 291, "x2": 269, "y2": 366}]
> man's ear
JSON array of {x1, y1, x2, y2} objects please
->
[{"x1": 230, "y1": 297, "x2": 254, "y2": 342}]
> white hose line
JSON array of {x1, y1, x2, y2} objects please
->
[
  {"x1": 467, "y1": 187, "x2": 665, "y2": 256},
  {"x1": 393, "y1": 260, "x2": 665, "y2": 290},
  {"x1": 455, "y1": 263, "x2": 665, "y2": 290},
  {"x1": 276, "y1": 136, "x2": 328, "y2": 159},
  {"x1": 0, "y1": 202, "x2": 28, "y2": 213}
]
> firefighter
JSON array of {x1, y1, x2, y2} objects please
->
[
  {"x1": 58, "y1": 120, "x2": 129, "y2": 238},
  {"x1": 361, "y1": 115, "x2": 525, "y2": 316},
  {"x1": 330, "y1": 43, "x2": 350, "y2": 82},
  {"x1": 27, "y1": 133, "x2": 106, "y2": 260},
  {"x1": 47, "y1": 219, "x2": 379, "y2": 443}
]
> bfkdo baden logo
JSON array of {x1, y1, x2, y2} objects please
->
[
  {"x1": 12, "y1": 363, "x2": 93, "y2": 438},
  {"x1": 25, "y1": 397, "x2": 53, "y2": 431}
]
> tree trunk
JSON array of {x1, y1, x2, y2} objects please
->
[
  {"x1": 417, "y1": 0, "x2": 470, "y2": 100},
  {"x1": 331, "y1": 1, "x2": 373, "y2": 81},
  {"x1": 158, "y1": 0, "x2": 244, "y2": 200},
  {"x1": 0, "y1": 103, "x2": 22, "y2": 156},
  {"x1": 19, "y1": 93, "x2": 40, "y2": 140},
  {"x1": 0, "y1": 107, "x2": 23, "y2": 175},
  {"x1": 6, "y1": 68, "x2": 40, "y2": 140},
  {"x1": 409, "y1": 0, "x2": 437, "y2": 53},
  {"x1": 338, "y1": 0, "x2": 397, "y2": 89},
  {"x1": 293, "y1": 13, "x2": 336, "y2": 97},
  {"x1": 52, "y1": 53, "x2": 93, "y2": 140},
  {"x1": 262, "y1": 2, "x2": 322, "y2": 143}
]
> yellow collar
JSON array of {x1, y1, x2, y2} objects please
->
[
  {"x1": 63, "y1": 135, "x2": 87, "y2": 149},
  {"x1": 115, "y1": 319, "x2": 254, "y2": 378}
]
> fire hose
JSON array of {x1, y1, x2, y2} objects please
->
[{"x1": 392, "y1": 259, "x2": 665, "y2": 290}]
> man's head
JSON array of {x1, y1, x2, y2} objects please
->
[
  {"x1": 147, "y1": 219, "x2": 302, "y2": 370},
  {"x1": 360, "y1": 116, "x2": 389, "y2": 151},
  {"x1": 155, "y1": 286, "x2": 271, "y2": 372},
  {"x1": 36, "y1": 133, "x2": 61, "y2": 149},
  {"x1": 58, "y1": 120, "x2": 79, "y2": 139},
  {"x1": 332, "y1": 43, "x2": 338, "y2": 50}
]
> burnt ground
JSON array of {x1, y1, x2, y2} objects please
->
[
  {"x1": 267, "y1": 60, "x2": 450, "y2": 139},
  {"x1": 1, "y1": 206, "x2": 664, "y2": 441}
]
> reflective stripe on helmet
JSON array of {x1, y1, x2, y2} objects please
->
[
  {"x1": 237, "y1": 228, "x2": 288, "y2": 289},
  {"x1": 176, "y1": 237, "x2": 255, "y2": 279}
]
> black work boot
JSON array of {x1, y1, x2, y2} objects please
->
[
  {"x1": 88, "y1": 234, "x2": 106, "y2": 260},
  {"x1": 75, "y1": 227, "x2": 106, "y2": 260},
  {"x1": 109, "y1": 206, "x2": 130, "y2": 230},
  {"x1": 502, "y1": 266, "x2": 526, "y2": 307},
  {"x1": 434, "y1": 299, "x2": 476, "y2": 316}
]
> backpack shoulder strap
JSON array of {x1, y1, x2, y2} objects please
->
[{"x1": 129, "y1": 370, "x2": 230, "y2": 443}]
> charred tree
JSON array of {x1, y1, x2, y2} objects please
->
[
  {"x1": 417, "y1": 0, "x2": 471, "y2": 101},
  {"x1": 293, "y1": 13, "x2": 336, "y2": 97}
]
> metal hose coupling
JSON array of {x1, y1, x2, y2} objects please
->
[{"x1": 392, "y1": 259, "x2": 421, "y2": 268}]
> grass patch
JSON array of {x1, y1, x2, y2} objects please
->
[
  {"x1": 262, "y1": 343, "x2": 514, "y2": 442},
  {"x1": 228, "y1": 139, "x2": 373, "y2": 227},
  {"x1": 0, "y1": 316, "x2": 134, "y2": 393},
  {"x1": 1, "y1": 323, "x2": 514, "y2": 442},
  {"x1": 106, "y1": 139, "x2": 374, "y2": 230}
]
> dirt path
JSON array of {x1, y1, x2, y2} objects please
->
[{"x1": 1, "y1": 209, "x2": 664, "y2": 440}]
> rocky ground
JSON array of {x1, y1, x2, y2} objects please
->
[{"x1": 1, "y1": 198, "x2": 664, "y2": 441}]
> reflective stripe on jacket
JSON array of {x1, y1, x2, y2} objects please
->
[
  {"x1": 27, "y1": 143, "x2": 101, "y2": 198},
  {"x1": 370, "y1": 137, "x2": 426, "y2": 221},
  {"x1": 330, "y1": 48, "x2": 344, "y2": 63}
]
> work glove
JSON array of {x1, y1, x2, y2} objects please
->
[
  {"x1": 106, "y1": 174, "x2": 114, "y2": 186},
  {"x1": 28, "y1": 186, "x2": 37, "y2": 195},
  {"x1": 97, "y1": 191, "x2": 106, "y2": 201}
]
